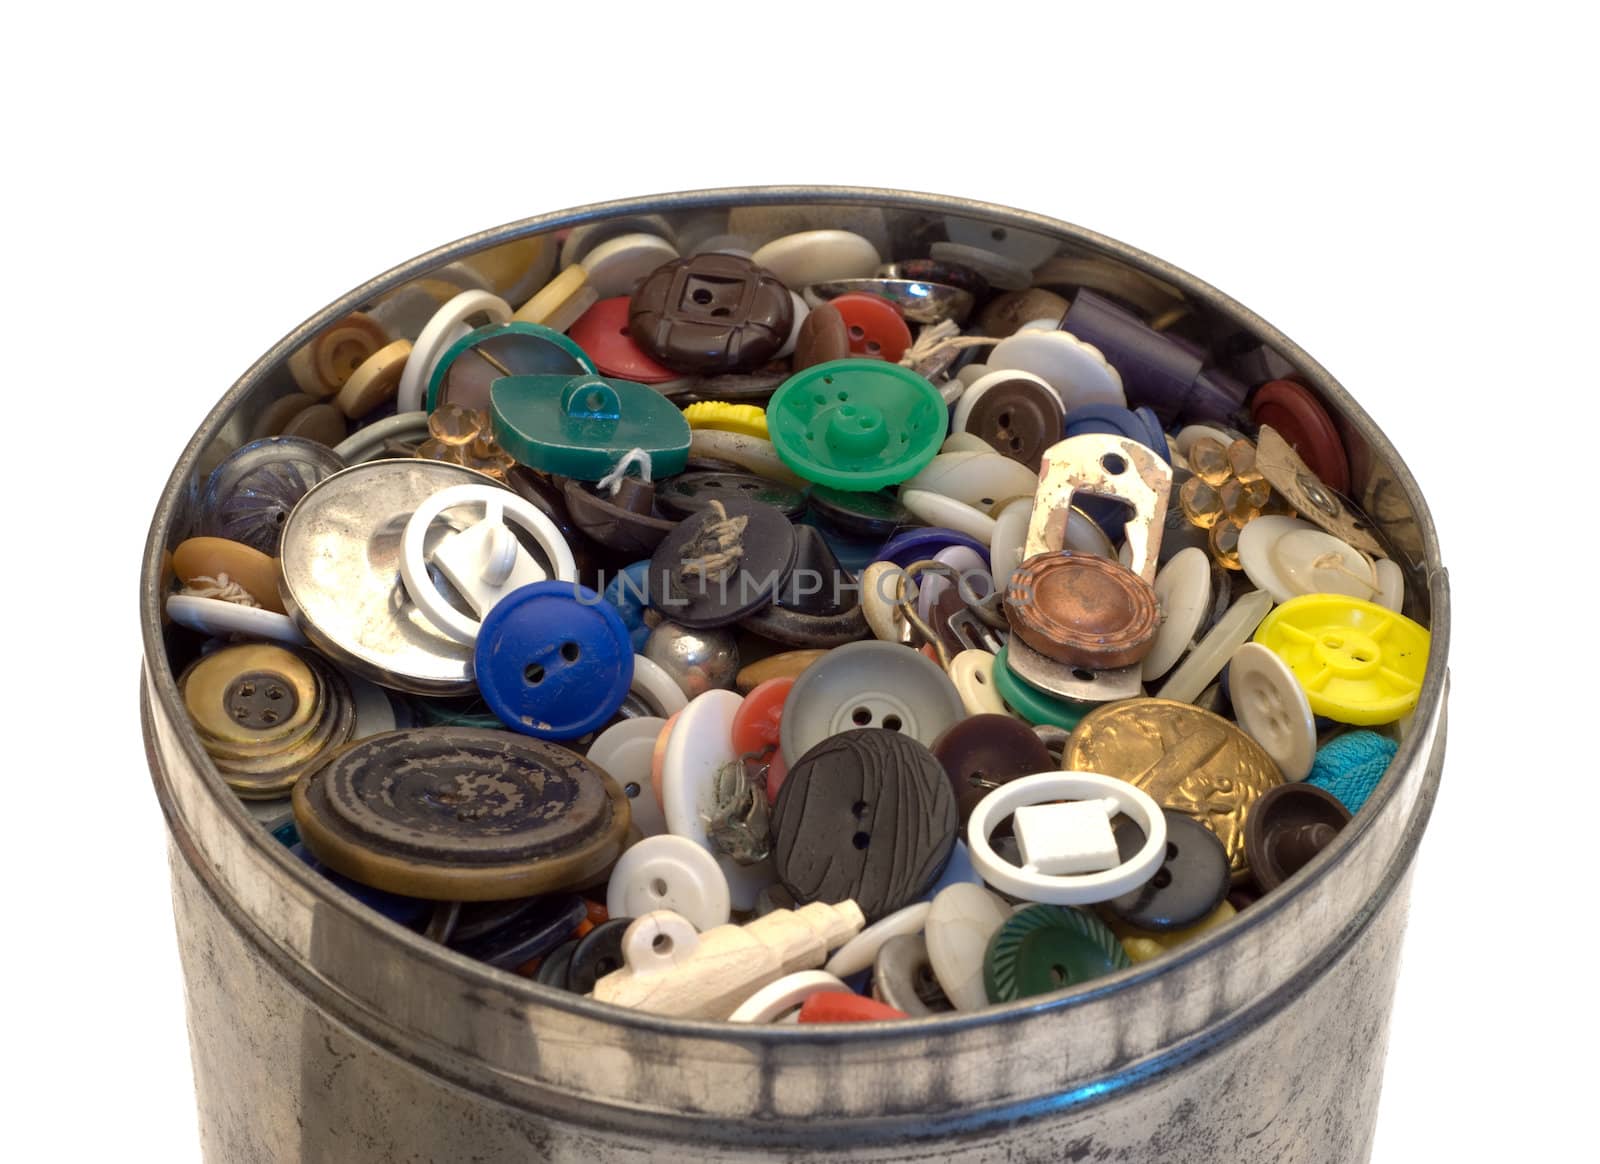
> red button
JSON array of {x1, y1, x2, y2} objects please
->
[
  {"x1": 830, "y1": 292, "x2": 912, "y2": 363},
  {"x1": 731, "y1": 677, "x2": 793, "y2": 805},
  {"x1": 1250, "y1": 379, "x2": 1349, "y2": 495},
  {"x1": 569, "y1": 296, "x2": 679, "y2": 384},
  {"x1": 797, "y1": 992, "x2": 909, "y2": 1023}
]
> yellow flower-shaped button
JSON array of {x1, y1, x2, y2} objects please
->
[
  {"x1": 683, "y1": 401, "x2": 768, "y2": 440},
  {"x1": 1253, "y1": 594, "x2": 1429, "y2": 725}
]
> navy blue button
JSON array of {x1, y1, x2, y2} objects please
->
[
  {"x1": 448, "y1": 893, "x2": 587, "y2": 970},
  {"x1": 877, "y1": 527, "x2": 991, "y2": 569},
  {"x1": 1063, "y1": 403, "x2": 1171, "y2": 463},
  {"x1": 476, "y1": 581, "x2": 634, "y2": 740}
]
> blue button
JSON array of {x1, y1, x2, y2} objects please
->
[
  {"x1": 476, "y1": 581, "x2": 634, "y2": 740},
  {"x1": 1063, "y1": 403, "x2": 1171, "y2": 464},
  {"x1": 601, "y1": 560, "x2": 654, "y2": 652},
  {"x1": 288, "y1": 843, "x2": 430, "y2": 926},
  {"x1": 877, "y1": 527, "x2": 991, "y2": 569}
]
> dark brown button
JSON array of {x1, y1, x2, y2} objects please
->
[
  {"x1": 792, "y1": 302, "x2": 851, "y2": 370},
  {"x1": 628, "y1": 253, "x2": 793, "y2": 374},
  {"x1": 1005, "y1": 551, "x2": 1160, "y2": 669},
  {"x1": 655, "y1": 471, "x2": 807, "y2": 521},
  {"x1": 961, "y1": 374, "x2": 1064, "y2": 472},
  {"x1": 1244, "y1": 783, "x2": 1351, "y2": 893},
  {"x1": 976, "y1": 288, "x2": 1070, "y2": 338},
  {"x1": 930, "y1": 713, "x2": 1054, "y2": 826},
  {"x1": 772, "y1": 728, "x2": 958, "y2": 922},
  {"x1": 504, "y1": 467, "x2": 616, "y2": 582},
  {"x1": 561, "y1": 476, "x2": 677, "y2": 556},
  {"x1": 1103, "y1": 810, "x2": 1230, "y2": 931}
]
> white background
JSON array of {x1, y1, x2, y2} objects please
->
[{"x1": 4, "y1": 3, "x2": 1591, "y2": 1160}]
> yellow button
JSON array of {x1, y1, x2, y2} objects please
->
[
  {"x1": 1111, "y1": 900, "x2": 1235, "y2": 963},
  {"x1": 683, "y1": 401, "x2": 769, "y2": 440},
  {"x1": 1253, "y1": 594, "x2": 1429, "y2": 726},
  {"x1": 513, "y1": 265, "x2": 597, "y2": 333}
]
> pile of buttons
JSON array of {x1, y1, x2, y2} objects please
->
[{"x1": 160, "y1": 214, "x2": 1430, "y2": 1025}]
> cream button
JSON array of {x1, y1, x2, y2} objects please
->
[
  {"x1": 750, "y1": 230, "x2": 881, "y2": 287},
  {"x1": 589, "y1": 717, "x2": 671, "y2": 837},
  {"x1": 1142, "y1": 546, "x2": 1214, "y2": 680},
  {"x1": 395, "y1": 290, "x2": 513, "y2": 413},
  {"x1": 1228, "y1": 642, "x2": 1316, "y2": 781},
  {"x1": 924, "y1": 882, "x2": 1011, "y2": 1011},
  {"x1": 948, "y1": 650, "x2": 1008, "y2": 717},
  {"x1": 606, "y1": 834, "x2": 732, "y2": 931}
]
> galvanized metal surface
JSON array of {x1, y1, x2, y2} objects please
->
[{"x1": 140, "y1": 187, "x2": 1451, "y2": 1162}]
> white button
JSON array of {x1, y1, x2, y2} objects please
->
[
  {"x1": 750, "y1": 230, "x2": 881, "y2": 288},
  {"x1": 899, "y1": 490, "x2": 997, "y2": 545},
  {"x1": 775, "y1": 291, "x2": 808, "y2": 360},
  {"x1": 941, "y1": 430, "x2": 993, "y2": 454},
  {"x1": 941, "y1": 217, "x2": 1058, "y2": 268},
  {"x1": 165, "y1": 594, "x2": 306, "y2": 646},
  {"x1": 580, "y1": 232, "x2": 680, "y2": 299},
  {"x1": 606, "y1": 834, "x2": 732, "y2": 931},
  {"x1": 1228, "y1": 642, "x2": 1316, "y2": 781},
  {"x1": 1013, "y1": 799, "x2": 1121, "y2": 875},
  {"x1": 902, "y1": 451, "x2": 1040, "y2": 510},
  {"x1": 951, "y1": 367, "x2": 1056, "y2": 437},
  {"x1": 395, "y1": 289, "x2": 513, "y2": 413},
  {"x1": 989, "y1": 496, "x2": 1033, "y2": 591},
  {"x1": 589, "y1": 717, "x2": 670, "y2": 837},
  {"x1": 661, "y1": 690, "x2": 775, "y2": 911},
  {"x1": 1374, "y1": 557, "x2": 1405, "y2": 612},
  {"x1": 924, "y1": 882, "x2": 1012, "y2": 1011},
  {"x1": 989, "y1": 329, "x2": 1125, "y2": 410},
  {"x1": 1155, "y1": 588, "x2": 1274, "y2": 705},
  {"x1": 629, "y1": 653, "x2": 688, "y2": 718},
  {"x1": 727, "y1": 970, "x2": 847, "y2": 1023},
  {"x1": 948, "y1": 650, "x2": 1008, "y2": 717},
  {"x1": 824, "y1": 901, "x2": 932, "y2": 977},
  {"x1": 1239, "y1": 515, "x2": 1378, "y2": 603},
  {"x1": 1142, "y1": 546, "x2": 1213, "y2": 680}
]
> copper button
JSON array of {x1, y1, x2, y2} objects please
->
[{"x1": 1005, "y1": 551, "x2": 1160, "y2": 669}]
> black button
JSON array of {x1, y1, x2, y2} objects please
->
[
  {"x1": 647, "y1": 498, "x2": 797, "y2": 628},
  {"x1": 656, "y1": 471, "x2": 807, "y2": 521},
  {"x1": 447, "y1": 893, "x2": 587, "y2": 970},
  {"x1": 565, "y1": 916, "x2": 634, "y2": 994},
  {"x1": 1103, "y1": 810, "x2": 1230, "y2": 931}
]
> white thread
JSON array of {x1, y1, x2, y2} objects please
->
[
  {"x1": 596, "y1": 447, "x2": 653, "y2": 495},
  {"x1": 180, "y1": 573, "x2": 261, "y2": 607},
  {"x1": 898, "y1": 319, "x2": 999, "y2": 368}
]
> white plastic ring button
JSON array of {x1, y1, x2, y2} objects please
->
[
  {"x1": 727, "y1": 970, "x2": 848, "y2": 1023},
  {"x1": 948, "y1": 650, "x2": 1008, "y2": 717},
  {"x1": 966, "y1": 772, "x2": 1169, "y2": 905},
  {"x1": 398, "y1": 484, "x2": 577, "y2": 646},
  {"x1": 580, "y1": 233, "x2": 680, "y2": 299},
  {"x1": 165, "y1": 594, "x2": 307, "y2": 646},
  {"x1": 824, "y1": 901, "x2": 933, "y2": 978},
  {"x1": 924, "y1": 882, "x2": 1012, "y2": 1011},
  {"x1": 605, "y1": 834, "x2": 732, "y2": 931},
  {"x1": 1237, "y1": 515, "x2": 1378, "y2": 603},
  {"x1": 1155, "y1": 587, "x2": 1274, "y2": 705},
  {"x1": 395, "y1": 290, "x2": 513, "y2": 413},
  {"x1": 988, "y1": 328, "x2": 1125, "y2": 410},
  {"x1": 1228, "y1": 643, "x2": 1317, "y2": 781},
  {"x1": 661, "y1": 690, "x2": 775, "y2": 911},
  {"x1": 1141, "y1": 546, "x2": 1214, "y2": 680},
  {"x1": 749, "y1": 230, "x2": 881, "y2": 288},
  {"x1": 588, "y1": 716, "x2": 670, "y2": 837}
]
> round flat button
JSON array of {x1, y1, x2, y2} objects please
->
[
  {"x1": 282, "y1": 401, "x2": 348, "y2": 448},
  {"x1": 581, "y1": 232, "x2": 679, "y2": 299},
  {"x1": 1228, "y1": 642, "x2": 1317, "y2": 781},
  {"x1": 1007, "y1": 551, "x2": 1161, "y2": 670},
  {"x1": 335, "y1": 338, "x2": 413, "y2": 419},
  {"x1": 823, "y1": 900, "x2": 932, "y2": 977},
  {"x1": 808, "y1": 484, "x2": 913, "y2": 539},
  {"x1": 173, "y1": 536, "x2": 286, "y2": 613},
  {"x1": 1238, "y1": 515, "x2": 1377, "y2": 604},
  {"x1": 990, "y1": 645, "x2": 1092, "y2": 730},
  {"x1": 772, "y1": 729, "x2": 958, "y2": 922},
  {"x1": 872, "y1": 932, "x2": 954, "y2": 1016},
  {"x1": 566, "y1": 916, "x2": 634, "y2": 993},
  {"x1": 568, "y1": 297, "x2": 681, "y2": 384},
  {"x1": 287, "y1": 311, "x2": 389, "y2": 398},
  {"x1": 953, "y1": 370, "x2": 1064, "y2": 473},
  {"x1": 899, "y1": 491, "x2": 995, "y2": 546},
  {"x1": 924, "y1": 882, "x2": 1011, "y2": 1011},
  {"x1": 989, "y1": 328, "x2": 1124, "y2": 410},
  {"x1": 829, "y1": 292, "x2": 913, "y2": 362},
  {"x1": 750, "y1": 229, "x2": 881, "y2": 288},
  {"x1": 931, "y1": 714, "x2": 1055, "y2": 827},
  {"x1": 655, "y1": 471, "x2": 805, "y2": 520},
  {"x1": 201, "y1": 436, "x2": 346, "y2": 555},
  {"x1": 1141, "y1": 547, "x2": 1213, "y2": 680},
  {"x1": 630, "y1": 253, "x2": 793, "y2": 374},
  {"x1": 1252, "y1": 594, "x2": 1430, "y2": 726},
  {"x1": 647, "y1": 498, "x2": 798, "y2": 629},
  {"x1": 587, "y1": 717, "x2": 670, "y2": 837},
  {"x1": 797, "y1": 993, "x2": 907, "y2": 1023},
  {"x1": 1103, "y1": 810, "x2": 1230, "y2": 931},
  {"x1": 1244, "y1": 782, "x2": 1351, "y2": 892},
  {"x1": 983, "y1": 904, "x2": 1131, "y2": 1003},
  {"x1": 448, "y1": 893, "x2": 587, "y2": 971},
  {"x1": 292, "y1": 727, "x2": 630, "y2": 901},
  {"x1": 947, "y1": 649, "x2": 1008, "y2": 717},
  {"x1": 1251, "y1": 380, "x2": 1349, "y2": 495},
  {"x1": 475, "y1": 582, "x2": 634, "y2": 741},
  {"x1": 535, "y1": 938, "x2": 580, "y2": 988},
  {"x1": 605, "y1": 833, "x2": 731, "y2": 931},
  {"x1": 780, "y1": 640, "x2": 966, "y2": 763},
  {"x1": 424, "y1": 321, "x2": 594, "y2": 414}
]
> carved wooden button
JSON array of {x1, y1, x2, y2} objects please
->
[
  {"x1": 1005, "y1": 551, "x2": 1161, "y2": 669},
  {"x1": 629, "y1": 253, "x2": 793, "y2": 374}
]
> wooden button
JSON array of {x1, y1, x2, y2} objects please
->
[
  {"x1": 1005, "y1": 551, "x2": 1160, "y2": 669},
  {"x1": 772, "y1": 729, "x2": 958, "y2": 922},
  {"x1": 286, "y1": 311, "x2": 388, "y2": 397},
  {"x1": 791, "y1": 302, "x2": 851, "y2": 370},
  {"x1": 335, "y1": 339, "x2": 413, "y2": 418},
  {"x1": 629, "y1": 253, "x2": 793, "y2": 374},
  {"x1": 173, "y1": 536, "x2": 286, "y2": 613}
]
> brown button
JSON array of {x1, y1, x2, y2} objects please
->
[
  {"x1": 1005, "y1": 551, "x2": 1160, "y2": 669},
  {"x1": 792, "y1": 302, "x2": 851, "y2": 370},
  {"x1": 279, "y1": 402, "x2": 348, "y2": 448},
  {"x1": 560, "y1": 476, "x2": 678, "y2": 556},
  {"x1": 1249, "y1": 379, "x2": 1350, "y2": 495},
  {"x1": 1243, "y1": 782, "x2": 1351, "y2": 893},
  {"x1": 976, "y1": 288, "x2": 1070, "y2": 337},
  {"x1": 735, "y1": 649, "x2": 828, "y2": 693},
  {"x1": 960, "y1": 374, "x2": 1064, "y2": 472},
  {"x1": 628, "y1": 253, "x2": 793, "y2": 374},
  {"x1": 172, "y1": 536, "x2": 286, "y2": 613},
  {"x1": 930, "y1": 714, "x2": 1054, "y2": 825}
]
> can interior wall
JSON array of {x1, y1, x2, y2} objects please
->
[{"x1": 139, "y1": 188, "x2": 1450, "y2": 1162}]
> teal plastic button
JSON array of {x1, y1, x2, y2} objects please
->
[
  {"x1": 425, "y1": 322, "x2": 594, "y2": 414},
  {"x1": 490, "y1": 373, "x2": 691, "y2": 482},
  {"x1": 992, "y1": 645, "x2": 1092, "y2": 730},
  {"x1": 767, "y1": 358, "x2": 948, "y2": 491}
]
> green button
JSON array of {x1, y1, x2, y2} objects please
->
[
  {"x1": 992, "y1": 645, "x2": 1092, "y2": 730},
  {"x1": 767, "y1": 359, "x2": 947, "y2": 491},
  {"x1": 425, "y1": 322, "x2": 594, "y2": 413},
  {"x1": 983, "y1": 904, "x2": 1130, "y2": 1003},
  {"x1": 490, "y1": 373, "x2": 691, "y2": 481}
]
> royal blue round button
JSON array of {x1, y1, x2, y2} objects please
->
[
  {"x1": 1063, "y1": 403, "x2": 1171, "y2": 463},
  {"x1": 877, "y1": 526, "x2": 991, "y2": 569},
  {"x1": 476, "y1": 581, "x2": 634, "y2": 740},
  {"x1": 602, "y1": 560, "x2": 654, "y2": 652}
]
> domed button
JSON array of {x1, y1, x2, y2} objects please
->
[
  {"x1": 1102, "y1": 810, "x2": 1230, "y2": 931},
  {"x1": 291, "y1": 726, "x2": 630, "y2": 901},
  {"x1": 772, "y1": 729, "x2": 958, "y2": 922},
  {"x1": 1005, "y1": 551, "x2": 1161, "y2": 669},
  {"x1": 628, "y1": 253, "x2": 793, "y2": 374},
  {"x1": 200, "y1": 436, "x2": 346, "y2": 555},
  {"x1": 565, "y1": 916, "x2": 635, "y2": 994},
  {"x1": 982, "y1": 904, "x2": 1131, "y2": 1003},
  {"x1": 1244, "y1": 782, "x2": 1352, "y2": 892},
  {"x1": 930, "y1": 714, "x2": 1054, "y2": 826}
]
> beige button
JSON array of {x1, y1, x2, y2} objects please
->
[
  {"x1": 280, "y1": 402, "x2": 347, "y2": 447},
  {"x1": 172, "y1": 536, "x2": 285, "y2": 613},
  {"x1": 513, "y1": 265, "x2": 598, "y2": 333},
  {"x1": 335, "y1": 338, "x2": 413, "y2": 418},
  {"x1": 735, "y1": 649, "x2": 828, "y2": 693},
  {"x1": 287, "y1": 311, "x2": 389, "y2": 397},
  {"x1": 251, "y1": 393, "x2": 318, "y2": 439},
  {"x1": 948, "y1": 649, "x2": 1007, "y2": 716}
]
